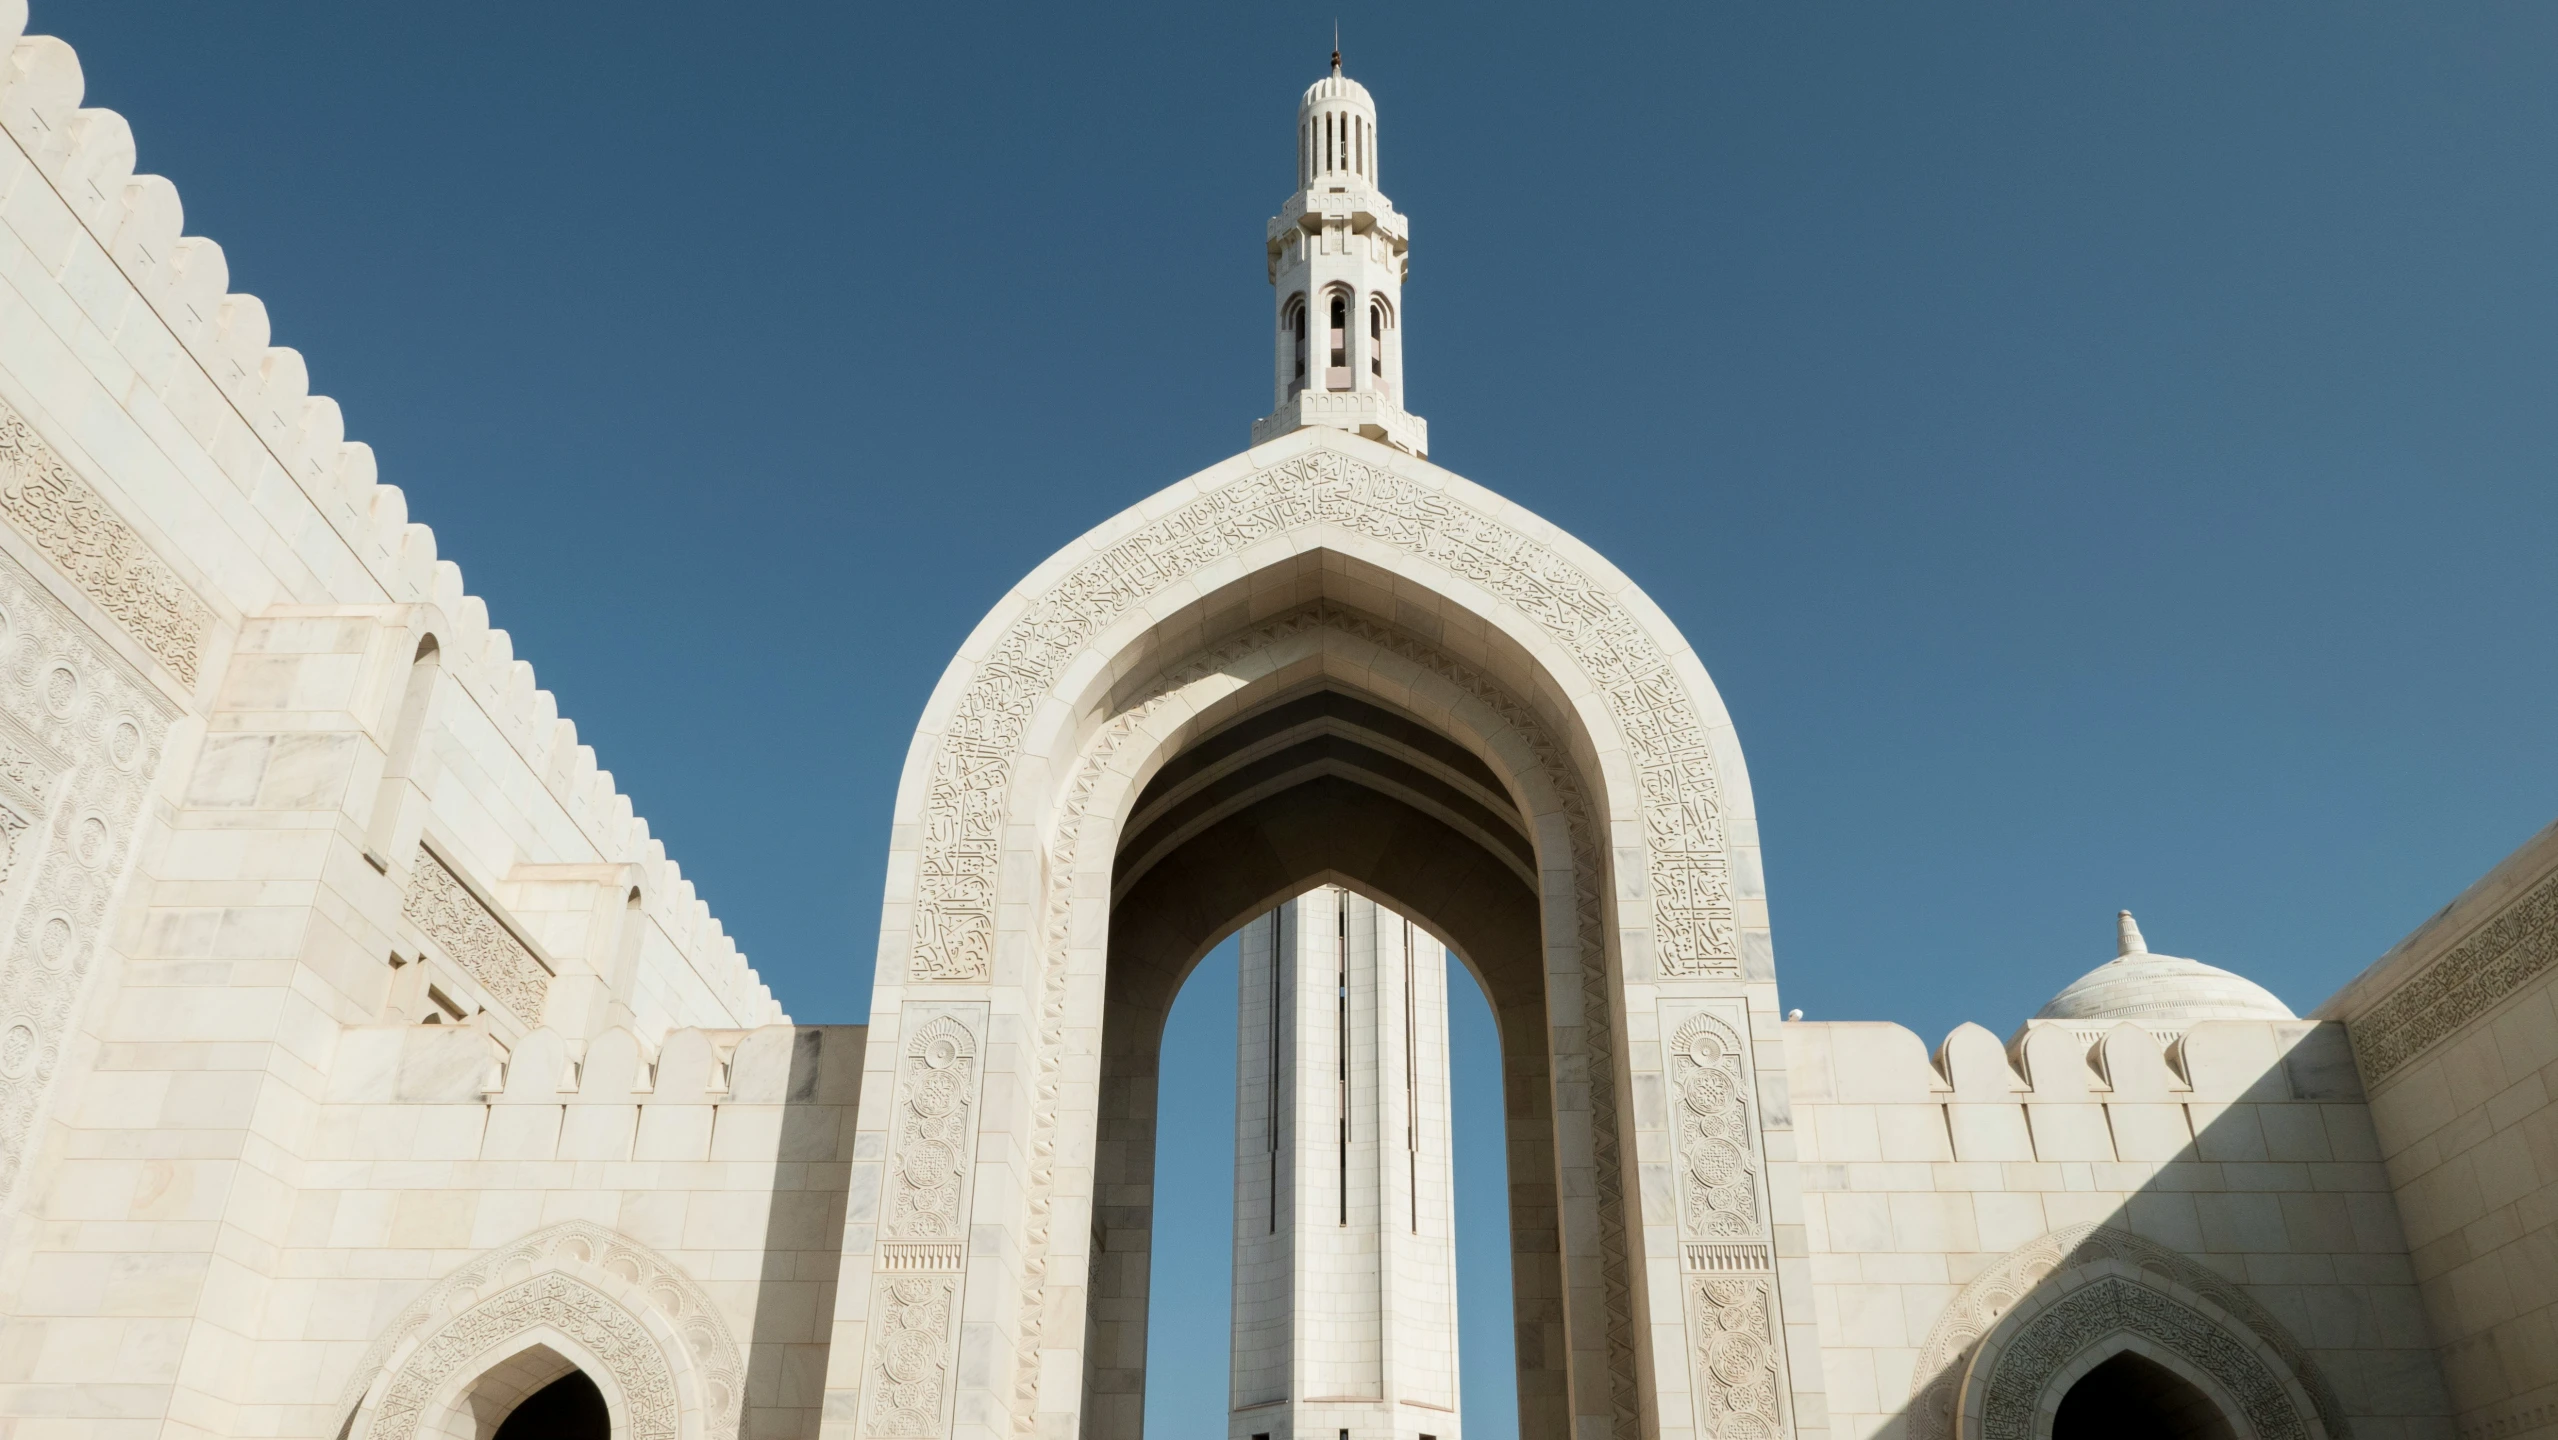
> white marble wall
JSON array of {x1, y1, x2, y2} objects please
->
[
  {"x1": 2322, "y1": 819, "x2": 2558, "y2": 1440},
  {"x1": 0, "y1": 7, "x2": 790, "y2": 1436},
  {"x1": 1785, "y1": 1016, "x2": 2449, "y2": 1440}
]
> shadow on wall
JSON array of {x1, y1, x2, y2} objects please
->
[
  {"x1": 1782, "y1": 1014, "x2": 2455, "y2": 1440},
  {"x1": 317, "y1": 1021, "x2": 865, "y2": 1440},
  {"x1": 744, "y1": 1025, "x2": 865, "y2": 1438}
]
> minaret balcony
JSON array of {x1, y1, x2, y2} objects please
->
[
  {"x1": 1253, "y1": 387, "x2": 1428, "y2": 458},
  {"x1": 1269, "y1": 196, "x2": 1407, "y2": 249}
]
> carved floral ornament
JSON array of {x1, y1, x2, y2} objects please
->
[
  {"x1": 340, "y1": 1221, "x2": 744, "y2": 1440},
  {"x1": 1663, "y1": 1008, "x2": 1786, "y2": 1440},
  {"x1": 906, "y1": 446, "x2": 1741, "y2": 989},
  {"x1": 403, "y1": 843, "x2": 553, "y2": 1025},
  {"x1": 1908, "y1": 1225, "x2": 2346, "y2": 1440},
  {"x1": 0, "y1": 545, "x2": 173, "y2": 1207},
  {"x1": 868, "y1": 1007, "x2": 986, "y2": 1439}
]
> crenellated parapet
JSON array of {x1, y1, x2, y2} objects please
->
[
  {"x1": 325, "y1": 1021, "x2": 866, "y2": 1112},
  {"x1": 1790, "y1": 1014, "x2": 2362, "y2": 1111}
]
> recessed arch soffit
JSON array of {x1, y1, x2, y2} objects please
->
[
  {"x1": 1009, "y1": 596, "x2": 1644, "y2": 1439},
  {"x1": 1908, "y1": 1223, "x2": 2347, "y2": 1440},
  {"x1": 909, "y1": 441, "x2": 1744, "y2": 991},
  {"x1": 1110, "y1": 681, "x2": 1539, "y2": 905},
  {"x1": 340, "y1": 1220, "x2": 743, "y2": 1440}
]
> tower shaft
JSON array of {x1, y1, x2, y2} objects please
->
[{"x1": 1232, "y1": 887, "x2": 1462, "y2": 1440}]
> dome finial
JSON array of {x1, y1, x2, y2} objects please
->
[
  {"x1": 2117, "y1": 910, "x2": 2147, "y2": 957},
  {"x1": 1332, "y1": 20, "x2": 1342, "y2": 75}
]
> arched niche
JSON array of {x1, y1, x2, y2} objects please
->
[
  {"x1": 2048, "y1": 1348, "x2": 2240, "y2": 1440},
  {"x1": 416, "y1": 1335, "x2": 625, "y2": 1440},
  {"x1": 339, "y1": 1221, "x2": 744, "y2": 1440},
  {"x1": 1908, "y1": 1225, "x2": 2348, "y2": 1440},
  {"x1": 832, "y1": 432, "x2": 1793, "y2": 1440}
]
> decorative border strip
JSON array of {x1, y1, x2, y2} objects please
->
[
  {"x1": 878, "y1": 1242, "x2": 967, "y2": 1272},
  {"x1": 1685, "y1": 1244, "x2": 1774, "y2": 1273},
  {"x1": 2352, "y1": 864, "x2": 2558, "y2": 1084},
  {"x1": 403, "y1": 844, "x2": 551, "y2": 1025},
  {"x1": 0, "y1": 399, "x2": 209, "y2": 687}
]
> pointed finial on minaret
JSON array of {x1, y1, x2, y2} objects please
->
[
  {"x1": 1333, "y1": 20, "x2": 1342, "y2": 74},
  {"x1": 2117, "y1": 910, "x2": 2147, "y2": 957}
]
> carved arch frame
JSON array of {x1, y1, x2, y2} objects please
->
[
  {"x1": 341, "y1": 1221, "x2": 745, "y2": 1440},
  {"x1": 833, "y1": 432, "x2": 1794, "y2": 1440},
  {"x1": 1959, "y1": 1263, "x2": 2327, "y2": 1440},
  {"x1": 1910, "y1": 1224, "x2": 2346, "y2": 1440}
]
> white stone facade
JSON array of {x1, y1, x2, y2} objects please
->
[
  {"x1": 0, "y1": 12, "x2": 2543, "y2": 1440},
  {"x1": 1232, "y1": 888, "x2": 1460, "y2": 1440}
]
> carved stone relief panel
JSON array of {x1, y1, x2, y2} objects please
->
[
  {"x1": 2351, "y1": 864, "x2": 2558, "y2": 1084},
  {"x1": 403, "y1": 845, "x2": 552, "y2": 1025},
  {"x1": 909, "y1": 447, "x2": 1737, "y2": 988},
  {"x1": 0, "y1": 544, "x2": 175, "y2": 1205},
  {"x1": 1660, "y1": 1003, "x2": 1787, "y2": 1439},
  {"x1": 865, "y1": 1002, "x2": 989, "y2": 1439},
  {"x1": 0, "y1": 397, "x2": 209, "y2": 687}
]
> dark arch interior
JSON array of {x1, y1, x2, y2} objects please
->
[
  {"x1": 492, "y1": 1368, "x2": 608, "y2": 1440},
  {"x1": 2053, "y1": 1351, "x2": 2237, "y2": 1440},
  {"x1": 1085, "y1": 680, "x2": 1578, "y2": 1440}
]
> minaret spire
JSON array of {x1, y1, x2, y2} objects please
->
[{"x1": 1250, "y1": 53, "x2": 1429, "y2": 457}]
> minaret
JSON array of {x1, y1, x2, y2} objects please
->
[
  {"x1": 1251, "y1": 51, "x2": 1429, "y2": 458},
  {"x1": 1231, "y1": 887, "x2": 1461, "y2": 1440}
]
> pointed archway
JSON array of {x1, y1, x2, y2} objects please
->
[{"x1": 823, "y1": 431, "x2": 1797, "y2": 1440}]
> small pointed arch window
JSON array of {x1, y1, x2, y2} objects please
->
[
  {"x1": 1368, "y1": 297, "x2": 1391, "y2": 379},
  {"x1": 1326, "y1": 290, "x2": 1351, "y2": 389},
  {"x1": 386, "y1": 636, "x2": 442, "y2": 780},
  {"x1": 1284, "y1": 294, "x2": 1309, "y2": 395}
]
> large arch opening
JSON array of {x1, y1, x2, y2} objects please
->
[
  {"x1": 1069, "y1": 561, "x2": 1621, "y2": 1440},
  {"x1": 2051, "y1": 1351, "x2": 2236, "y2": 1440}
]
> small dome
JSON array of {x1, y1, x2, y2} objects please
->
[
  {"x1": 2035, "y1": 912, "x2": 2294, "y2": 1023},
  {"x1": 1302, "y1": 71, "x2": 1376, "y2": 115}
]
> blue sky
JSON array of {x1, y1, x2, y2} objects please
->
[{"x1": 59, "y1": 2, "x2": 2558, "y2": 1433}]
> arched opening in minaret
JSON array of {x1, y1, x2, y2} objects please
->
[
  {"x1": 1286, "y1": 295, "x2": 1309, "y2": 397},
  {"x1": 1074, "y1": 552, "x2": 1617, "y2": 1440},
  {"x1": 1326, "y1": 291, "x2": 1352, "y2": 389}
]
